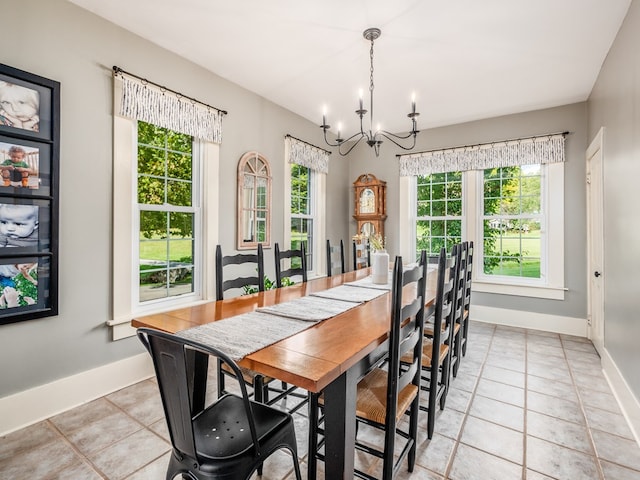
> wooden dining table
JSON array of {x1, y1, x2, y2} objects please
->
[{"x1": 132, "y1": 267, "x2": 436, "y2": 479}]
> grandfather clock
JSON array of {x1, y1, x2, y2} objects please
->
[{"x1": 353, "y1": 173, "x2": 387, "y2": 239}]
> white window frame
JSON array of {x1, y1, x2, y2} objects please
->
[
  {"x1": 399, "y1": 162, "x2": 564, "y2": 300},
  {"x1": 109, "y1": 112, "x2": 219, "y2": 340},
  {"x1": 134, "y1": 126, "x2": 202, "y2": 308},
  {"x1": 284, "y1": 163, "x2": 326, "y2": 279}
]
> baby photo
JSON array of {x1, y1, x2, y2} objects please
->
[
  {"x1": 0, "y1": 81, "x2": 40, "y2": 132},
  {"x1": 0, "y1": 142, "x2": 39, "y2": 188},
  {"x1": 0, "y1": 203, "x2": 39, "y2": 248},
  {"x1": 0, "y1": 260, "x2": 38, "y2": 310}
]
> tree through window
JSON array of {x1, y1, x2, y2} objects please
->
[{"x1": 137, "y1": 121, "x2": 198, "y2": 302}]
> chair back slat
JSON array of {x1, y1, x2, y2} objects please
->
[
  {"x1": 216, "y1": 244, "x2": 264, "y2": 300},
  {"x1": 275, "y1": 242, "x2": 308, "y2": 287}
]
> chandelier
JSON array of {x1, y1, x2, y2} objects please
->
[{"x1": 320, "y1": 27, "x2": 420, "y2": 157}]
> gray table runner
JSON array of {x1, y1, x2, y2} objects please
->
[
  {"x1": 177, "y1": 311, "x2": 315, "y2": 361},
  {"x1": 309, "y1": 284, "x2": 387, "y2": 302},
  {"x1": 256, "y1": 295, "x2": 358, "y2": 321},
  {"x1": 176, "y1": 275, "x2": 394, "y2": 362}
]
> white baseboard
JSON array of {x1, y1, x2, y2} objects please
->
[
  {"x1": 472, "y1": 304, "x2": 588, "y2": 337},
  {"x1": 601, "y1": 348, "x2": 640, "y2": 446},
  {"x1": 0, "y1": 353, "x2": 154, "y2": 436}
]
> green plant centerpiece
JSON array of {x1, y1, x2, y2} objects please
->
[
  {"x1": 369, "y1": 233, "x2": 385, "y2": 252},
  {"x1": 242, "y1": 275, "x2": 294, "y2": 295}
]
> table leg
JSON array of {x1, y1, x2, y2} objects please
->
[{"x1": 322, "y1": 368, "x2": 358, "y2": 479}]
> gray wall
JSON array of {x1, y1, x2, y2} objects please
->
[
  {"x1": 0, "y1": 0, "x2": 348, "y2": 398},
  {"x1": 0, "y1": 0, "x2": 607, "y2": 402},
  {"x1": 347, "y1": 103, "x2": 589, "y2": 320},
  {"x1": 588, "y1": 0, "x2": 640, "y2": 397}
]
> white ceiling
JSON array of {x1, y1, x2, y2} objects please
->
[{"x1": 70, "y1": 0, "x2": 630, "y2": 134}]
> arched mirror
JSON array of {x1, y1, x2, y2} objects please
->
[{"x1": 237, "y1": 151, "x2": 271, "y2": 249}]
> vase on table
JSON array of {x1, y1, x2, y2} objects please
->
[{"x1": 371, "y1": 250, "x2": 390, "y2": 284}]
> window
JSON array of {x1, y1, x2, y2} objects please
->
[
  {"x1": 415, "y1": 171, "x2": 463, "y2": 260},
  {"x1": 290, "y1": 164, "x2": 314, "y2": 270},
  {"x1": 482, "y1": 165, "x2": 542, "y2": 278},
  {"x1": 400, "y1": 162, "x2": 564, "y2": 299},
  {"x1": 110, "y1": 74, "x2": 221, "y2": 340},
  {"x1": 136, "y1": 121, "x2": 200, "y2": 303}
]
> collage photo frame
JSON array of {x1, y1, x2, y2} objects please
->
[{"x1": 0, "y1": 63, "x2": 59, "y2": 325}]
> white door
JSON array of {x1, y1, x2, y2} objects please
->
[{"x1": 586, "y1": 128, "x2": 605, "y2": 355}]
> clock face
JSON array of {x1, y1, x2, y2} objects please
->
[{"x1": 359, "y1": 188, "x2": 375, "y2": 214}]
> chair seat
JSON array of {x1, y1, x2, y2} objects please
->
[
  {"x1": 424, "y1": 321, "x2": 458, "y2": 337},
  {"x1": 355, "y1": 368, "x2": 419, "y2": 425},
  {"x1": 401, "y1": 340, "x2": 449, "y2": 368},
  {"x1": 194, "y1": 394, "x2": 292, "y2": 459}
]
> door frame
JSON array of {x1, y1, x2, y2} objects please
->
[{"x1": 586, "y1": 127, "x2": 605, "y2": 355}]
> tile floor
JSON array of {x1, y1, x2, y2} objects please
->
[{"x1": 2, "y1": 321, "x2": 640, "y2": 479}]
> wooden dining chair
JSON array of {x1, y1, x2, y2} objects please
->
[
  {"x1": 137, "y1": 328, "x2": 302, "y2": 480},
  {"x1": 215, "y1": 244, "x2": 264, "y2": 300},
  {"x1": 452, "y1": 241, "x2": 469, "y2": 377},
  {"x1": 274, "y1": 242, "x2": 307, "y2": 287},
  {"x1": 461, "y1": 241, "x2": 474, "y2": 356},
  {"x1": 326, "y1": 239, "x2": 345, "y2": 277},
  {"x1": 352, "y1": 238, "x2": 370, "y2": 270},
  {"x1": 309, "y1": 252, "x2": 428, "y2": 480},
  {"x1": 215, "y1": 244, "x2": 272, "y2": 406},
  {"x1": 440, "y1": 243, "x2": 464, "y2": 403},
  {"x1": 407, "y1": 246, "x2": 456, "y2": 438}
]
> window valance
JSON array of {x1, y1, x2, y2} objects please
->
[
  {"x1": 399, "y1": 133, "x2": 566, "y2": 176},
  {"x1": 285, "y1": 135, "x2": 330, "y2": 174},
  {"x1": 114, "y1": 67, "x2": 225, "y2": 144}
]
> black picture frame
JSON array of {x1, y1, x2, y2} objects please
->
[{"x1": 0, "y1": 64, "x2": 58, "y2": 325}]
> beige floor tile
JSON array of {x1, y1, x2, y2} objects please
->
[
  {"x1": 468, "y1": 395, "x2": 524, "y2": 431},
  {"x1": 459, "y1": 416, "x2": 523, "y2": 464},
  {"x1": 448, "y1": 443, "x2": 522, "y2": 480},
  {"x1": 526, "y1": 436, "x2": 599, "y2": 480}
]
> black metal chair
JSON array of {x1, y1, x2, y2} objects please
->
[
  {"x1": 215, "y1": 244, "x2": 264, "y2": 300},
  {"x1": 274, "y1": 242, "x2": 307, "y2": 287},
  {"x1": 137, "y1": 328, "x2": 302, "y2": 480},
  {"x1": 326, "y1": 239, "x2": 345, "y2": 277},
  {"x1": 309, "y1": 253, "x2": 428, "y2": 480},
  {"x1": 352, "y1": 239, "x2": 370, "y2": 270}
]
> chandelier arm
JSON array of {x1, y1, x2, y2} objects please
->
[
  {"x1": 342, "y1": 131, "x2": 367, "y2": 144},
  {"x1": 337, "y1": 135, "x2": 367, "y2": 156},
  {"x1": 321, "y1": 127, "x2": 343, "y2": 147},
  {"x1": 379, "y1": 129, "x2": 418, "y2": 140},
  {"x1": 378, "y1": 131, "x2": 418, "y2": 151}
]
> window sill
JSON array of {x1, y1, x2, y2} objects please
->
[
  {"x1": 473, "y1": 280, "x2": 566, "y2": 300},
  {"x1": 106, "y1": 298, "x2": 213, "y2": 341}
]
